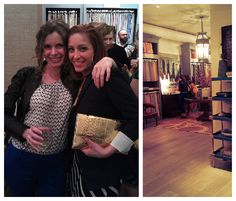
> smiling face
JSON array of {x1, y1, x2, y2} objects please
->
[
  {"x1": 43, "y1": 31, "x2": 65, "y2": 69},
  {"x1": 68, "y1": 33, "x2": 94, "y2": 76}
]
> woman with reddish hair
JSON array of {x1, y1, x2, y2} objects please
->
[{"x1": 67, "y1": 24, "x2": 138, "y2": 197}]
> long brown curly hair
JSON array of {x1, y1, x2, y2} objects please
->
[{"x1": 35, "y1": 19, "x2": 70, "y2": 77}]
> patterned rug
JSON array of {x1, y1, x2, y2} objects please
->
[{"x1": 158, "y1": 112, "x2": 212, "y2": 135}]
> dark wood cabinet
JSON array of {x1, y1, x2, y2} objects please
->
[{"x1": 161, "y1": 93, "x2": 181, "y2": 118}]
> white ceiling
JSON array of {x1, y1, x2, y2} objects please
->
[{"x1": 143, "y1": 4, "x2": 211, "y2": 37}]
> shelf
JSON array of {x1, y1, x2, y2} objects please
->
[
  {"x1": 143, "y1": 87, "x2": 160, "y2": 92},
  {"x1": 211, "y1": 74, "x2": 232, "y2": 170},
  {"x1": 213, "y1": 148, "x2": 232, "y2": 161},
  {"x1": 211, "y1": 77, "x2": 232, "y2": 81},
  {"x1": 143, "y1": 41, "x2": 158, "y2": 55},
  {"x1": 143, "y1": 54, "x2": 159, "y2": 59},
  {"x1": 212, "y1": 96, "x2": 232, "y2": 101},
  {"x1": 143, "y1": 91, "x2": 160, "y2": 95},
  {"x1": 213, "y1": 131, "x2": 232, "y2": 142},
  {"x1": 212, "y1": 115, "x2": 232, "y2": 121}
]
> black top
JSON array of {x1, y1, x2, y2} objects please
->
[
  {"x1": 179, "y1": 79, "x2": 190, "y2": 93},
  {"x1": 107, "y1": 44, "x2": 131, "y2": 69},
  {"x1": 68, "y1": 68, "x2": 138, "y2": 189}
]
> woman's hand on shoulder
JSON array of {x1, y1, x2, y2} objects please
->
[
  {"x1": 81, "y1": 138, "x2": 118, "y2": 158},
  {"x1": 92, "y1": 57, "x2": 116, "y2": 88}
]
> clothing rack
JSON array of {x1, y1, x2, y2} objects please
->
[
  {"x1": 86, "y1": 8, "x2": 137, "y2": 43},
  {"x1": 86, "y1": 9, "x2": 136, "y2": 13},
  {"x1": 159, "y1": 58, "x2": 180, "y2": 80},
  {"x1": 46, "y1": 8, "x2": 80, "y2": 28},
  {"x1": 191, "y1": 62, "x2": 211, "y2": 87}
]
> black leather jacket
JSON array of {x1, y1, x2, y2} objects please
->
[{"x1": 4, "y1": 66, "x2": 79, "y2": 142}]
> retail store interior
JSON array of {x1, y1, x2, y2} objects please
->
[{"x1": 143, "y1": 4, "x2": 232, "y2": 196}]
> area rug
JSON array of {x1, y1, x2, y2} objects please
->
[{"x1": 158, "y1": 113, "x2": 212, "y2": 135}]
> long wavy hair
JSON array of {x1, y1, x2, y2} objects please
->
[{"x1": 35, "y1": 19, "x2": 70, "y2": 77}]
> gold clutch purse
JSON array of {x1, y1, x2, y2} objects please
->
[{"x1": 72, "y1": 113, "x2": 120, "y2": 149}]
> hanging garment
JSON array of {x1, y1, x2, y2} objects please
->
[
  {"x1": 167, "y1": 61, "x2": 170, "y2": 75},
  {"x1": 86, "y1": 9, "x2": 136, "y2": 44},
  {"x1": 162, "y1": 59, "x2": 166, "y2": 75},
  {"x1": 172, "y1": 62, "x2": 175, "y2": 78}
]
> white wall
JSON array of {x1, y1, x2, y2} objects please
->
[
  {"x1": 158, "y1": 38, "x2": 182, "y2": 56},
  {"x1": 143, "y1": 23, "x2": 196, "y2": 44}
]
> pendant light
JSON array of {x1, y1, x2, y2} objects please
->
[{"x1": 196, "y1": 16, "x2": 209, "y2": 62}]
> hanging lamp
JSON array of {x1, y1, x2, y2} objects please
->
[{"x1": 196, "y1": 16, "x2": 209, "y2": 62}]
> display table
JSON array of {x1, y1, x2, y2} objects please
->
[{"x1": 184, "y1": 97, "x2": 212, "y2": 121}]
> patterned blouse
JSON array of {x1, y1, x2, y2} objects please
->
[{"x1": 12, "y1": 80, "x2": 72, "y2": 155}]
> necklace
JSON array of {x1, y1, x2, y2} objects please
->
[
  {"x1": 42, "y1": 67, "x2": 61, "y2": 84},
  {"x1": 73, "y1": 77, "x2": 87, "y2": 106}
]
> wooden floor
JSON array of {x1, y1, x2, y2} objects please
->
[{"x1": 143, "y1": 119, "x2": 232, "y2": 197}]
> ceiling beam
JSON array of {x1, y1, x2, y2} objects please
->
[{"x1": 144, "y1": 23, "x2": 196, "y2": 44}]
